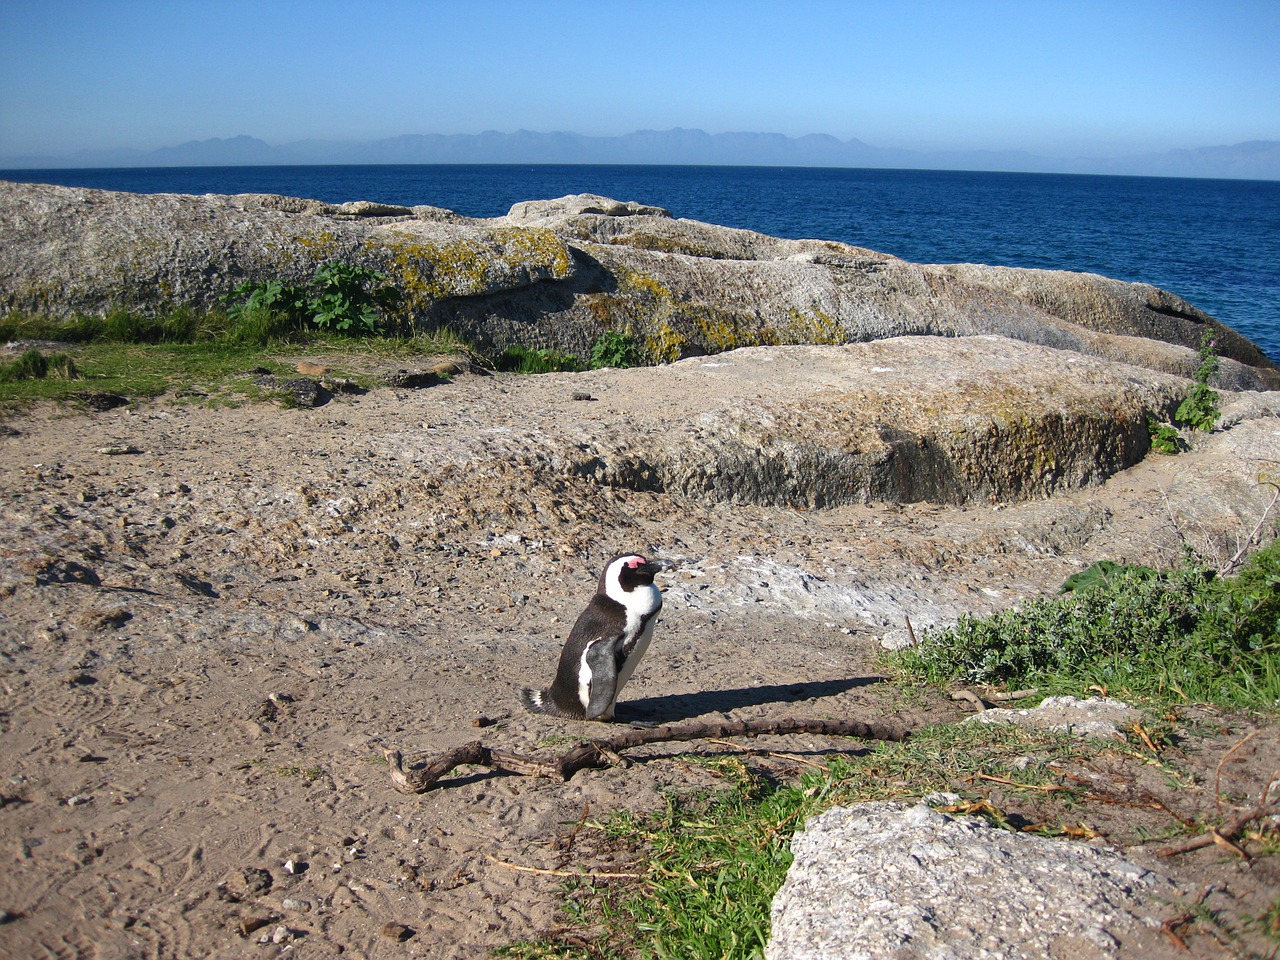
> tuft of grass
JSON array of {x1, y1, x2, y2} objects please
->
[
  {"x1": 886, "y1": 543, "x2": 1280, "y2": 710},
  {"x1": 492, "y1": 344, "x2": 584, "y2": 374},
  {"x1": 0, "y1": 348, "x2": 80, "y2": 382}
]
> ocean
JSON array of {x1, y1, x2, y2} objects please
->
[{"x1": 4, "y1": 163, "x2": 1278, "y2": 363}]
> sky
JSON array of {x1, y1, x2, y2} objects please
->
[{"x1": 2, "y1": 0, "x2": 1279, "y2": 161}]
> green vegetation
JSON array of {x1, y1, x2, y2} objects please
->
[
  {"x1": 888, "y1": 542, "x2": 1280, "y2": 710},
  {"x1": 0, "y1": 348, "x2": 80, "y2": 382},
  {"x1": 490, "y1": 332, "x2": 645, "y2": 375},
  {"x1": 1176, "y1": 330, "x2": 1223, "y2": 433},
  {"x1": 0, "y1": 306, "x2": 468, "y2": 406},
  {"x1": 492, "y1": 344, "x2": 584, "y2": 374},
  {"x1": 223, "y1": 261, "x2": 403, "y2": 337},
  {"x1": 1149, "y1": 331, "x2": 1223, "y2": 452},
  {"x1": 589, "y1": 330, "x2": 643, "y2": 369}
]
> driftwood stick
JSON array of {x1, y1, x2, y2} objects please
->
[{"x1": 385, "y1": 716, "x2": 910, "y2": 794}]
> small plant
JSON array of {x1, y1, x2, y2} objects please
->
[
  {"x1": 1147, "y1": 416, "x2": 1185, "y2": 455},
  {"x1": 1175, "y1": 331, "x2": 1222, "y2": 433},
  {"x1": 221, "y1": 279, "x2": 310, "y2": 343},
  {"x1": 589, "y1": 330, "x2": 642, "y2": 369},
  {"x1": 221, "y1": 264, "x2": 403, "y2": 339},
  {"x1": 307, "y1": 262, "x2": 401, "y2": 335}
]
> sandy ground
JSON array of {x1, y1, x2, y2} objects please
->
[{"x1": 1, "y1": 355, "x2": 1279, "y2": 958}]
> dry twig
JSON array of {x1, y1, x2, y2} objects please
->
[
  {"x1": 1214, "y1": 730, "x2": 1261, "y2": 816},
  {"x1": 385, "y1": 717, "x2": 910, "y2": 794}
]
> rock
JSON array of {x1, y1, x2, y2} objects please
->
[
  {"x1": 75, "y1": 392, "x2": 130, "y2": 412},
  {"x1": 252, "y1": 374, "x2": 326, "y2": 408},
  {"x1": 380, "y1": 370, "x2": 440, "y2": 389},
  {"x1": 767, "y1": 802, "x2": 1188, "y2": 960},
  {"x1": 530, "y1": 338, "x2": 1191, "y2": 507},
  {"x1": 965, "y1": 695, "x2": 1141, "y2": 740},
  {"x1": 2, "y1": 181, "x2": 1273, "y2": 389},
  {"x1": 241, "y1": 866, "x2": 273, "y2": 894},
  {"x1": 336, "y1": 200, "x2": 413, "y2": 218},
  {"x1": 380, "y1": 922, "x2": 414, "y2": 942},
  {"x1": 0, "y1": 181, "x2": 575, "y2": 326},
  {"x1": 505, "y1": 193, "x2": 673, "y2": 220}
]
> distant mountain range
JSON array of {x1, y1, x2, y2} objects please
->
[{"x1": 5, "y1": 129, "x2": 1279, "y2": 180}]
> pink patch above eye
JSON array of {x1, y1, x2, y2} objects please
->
[{"x1": 627, "y1": 557, "x2": 646, "y2": 567}]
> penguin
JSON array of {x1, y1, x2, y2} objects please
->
[{"x1": 520, "y1": 553, "x2": 667, "y2": 721}]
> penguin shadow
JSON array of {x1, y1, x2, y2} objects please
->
[{"x1": 616, "y1": 676, "x2": 885, "y2": 724}]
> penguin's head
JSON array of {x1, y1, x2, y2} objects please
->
[{"x1": 599, "y1": 553, "x2": 671, "y2": 594}]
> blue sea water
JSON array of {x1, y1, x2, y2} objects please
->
[{"x1": 4, "y1": 163, "x2": 1279, "y2": 363}]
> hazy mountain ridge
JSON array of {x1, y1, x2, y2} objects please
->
[{"x1": 4, "y1": 129, "x2": 1278, "y2": 180}]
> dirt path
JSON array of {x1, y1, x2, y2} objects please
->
[{"x1": 1, "y1": 358, "x2": 1277, "y2": 958}]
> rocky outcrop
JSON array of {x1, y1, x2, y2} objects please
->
[{"x1": 2, "y1": 181, "x2": 1275, "y2": 390}]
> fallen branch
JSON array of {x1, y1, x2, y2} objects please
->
[
  {"x1": 385, "y1": 717, "x2": 910, "y2": 794},
  {"x1": 1156, "y1": 792, "x2": 1280, "y2": 858}
]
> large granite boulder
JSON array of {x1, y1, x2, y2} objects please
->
[{"x1": 1, "y1": 181, "x2": 1275, "y2": 391}]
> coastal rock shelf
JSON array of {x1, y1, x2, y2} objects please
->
[{"x1": 1, "y1": 181, "x2": 1276, "y2": 390}]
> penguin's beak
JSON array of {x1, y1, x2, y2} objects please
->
[{"x1": 645, "y1": 557, "x2": 676, "y2": 575}]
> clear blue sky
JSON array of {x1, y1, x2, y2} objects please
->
[{"x1": 2, "y1": 0, "x2": 1278, "y2": 159}]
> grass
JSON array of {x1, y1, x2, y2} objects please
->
[
  {"x1": 0, "y1": 304, "x2": 638, "y2": 406},
  {"x1": 0, "y1": 308, "x2": 476, "y2": 407},
  {"x1": 500, "y1": 724, "x2": 1133, "y2": 960}
]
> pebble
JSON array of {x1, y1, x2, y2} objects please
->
[{"x1": 281, "y1": 897, "x2": 311, "y2": 913}]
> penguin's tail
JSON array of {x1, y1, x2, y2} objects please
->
[
  {"x1": 519, "y1": 687, "x2": 552, "y2": 715},
  {"x1": 519, "y1": 687, "x2": 579, "y2": 719}
]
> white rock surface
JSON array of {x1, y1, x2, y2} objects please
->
[{"x1": 767, "y1": 802, "x2": 1187, "y2": 960}]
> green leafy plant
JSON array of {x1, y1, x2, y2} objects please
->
[
  {"x1": 589, "y1": 330, "x2": 642, "y2": 369},
  {"x1": 306, "y1": 262, "x2": 401, "y2": 334},
  {"x1": 221, "y1": 279, "x2": 310, "y2": 343},
  {"x1": 1147, "y1": 416, "x2": 1186, "y2": 455},
  {"x1": 1175, "y1": 331, "x2": 1222, "y2": 433}
]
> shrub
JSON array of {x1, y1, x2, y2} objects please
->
[
  {"x1": 306, "y1": 262, "x2": 401, "y2": 335},
  {"x1": 220, "y1": 263, "x2": 403, "y2": 340},
  {"x1": 888, "y1": 541, "x2": 1280, "y2": 708}
]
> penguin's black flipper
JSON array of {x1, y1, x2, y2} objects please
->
[{"x1": 583, "y1": 637, "x2": 619, "y2": 720}]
